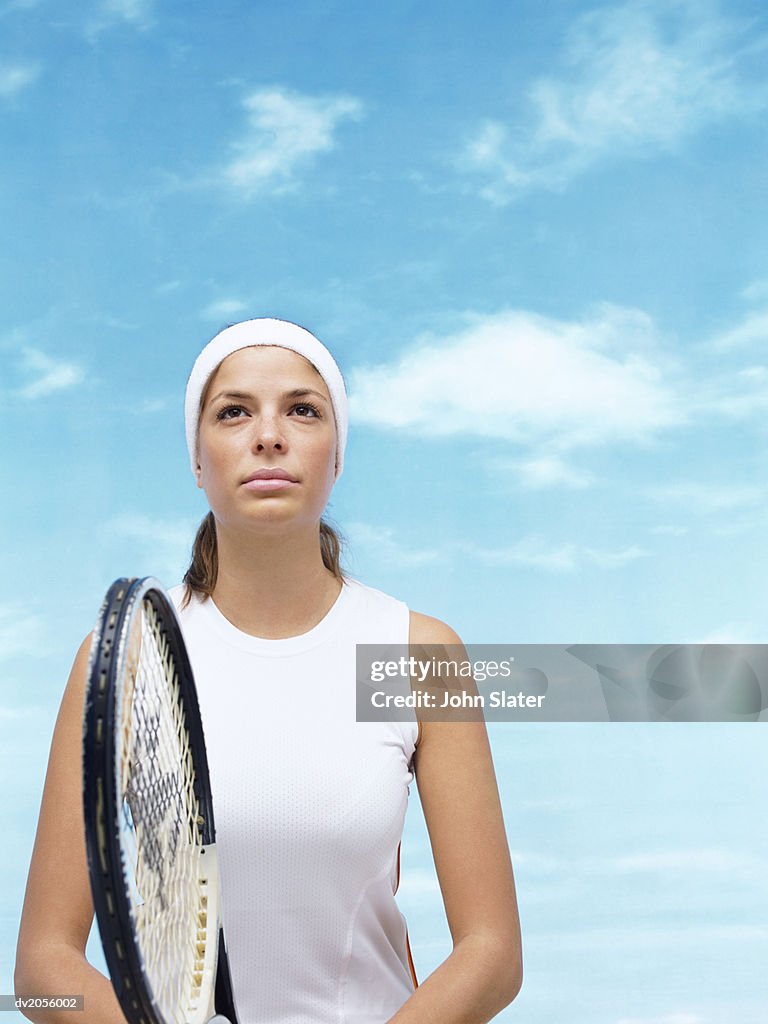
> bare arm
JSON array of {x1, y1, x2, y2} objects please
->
[
  {"x1": 387, "y1": 612, "x2": 523, "y2": 1024},
  {"x1": 14, "y1": 632, "x2": 128, "y2": 1024}
]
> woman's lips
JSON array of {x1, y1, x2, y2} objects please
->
[{"x1": 242, "y1": 478, "x2": 300, "y2": 491}]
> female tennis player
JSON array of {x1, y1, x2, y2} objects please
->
[{"x1": 15, "y1": 317, "x2": 523, "y2": 1023}]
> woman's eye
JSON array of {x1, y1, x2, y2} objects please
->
[
  {"x1": 292, "y1": 403, "x2": 320, "y2": 418},
  {"x1": 216, "y1": 404, "x2": 246, "y2": 420}
]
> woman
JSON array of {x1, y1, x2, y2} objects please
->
[{"x1": 15, "y1": 318, "x2": 523, "y2": 1024}]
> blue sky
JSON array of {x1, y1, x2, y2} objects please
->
[{"x1": 2, "y1": 0, "x2": 768, "y2": 1021}]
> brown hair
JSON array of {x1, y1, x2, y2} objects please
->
[{"x1": 179, "y1": 342, "x2": 347, "y2": 610}]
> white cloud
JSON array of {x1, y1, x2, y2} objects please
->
[
  {"x1": 508, "y1": 850, "x2": 564, "y2": 871},
  {"x1": 134, "y1": 396, "x2": 173, "y2": 414},
  {"x1": 156, "y1": 279, "x2": 182, "y2": 294},
  {"x1": 703, "y1": 286, "x2": 768, "y2": 422},
  {"x1": 461, "y1": 0, "x2": 766, "y2": 202},
  {"x1": 16, "y1": 346, "x2": 85, "y2": 397},
  {"x1": 616, "y1": 1015, "x2": 704, "y2": 1024},
  {"x1": 707, "y1": 309, "x2": 768, "y2": 351},
  {"x1": 347, "y1": 524, "x2": 648, "y2": 574},
  {"x1": 105, "y1": 0, "x2": 151, "y2": 21},
  {"x1": 223, "y1": 86, "x2": 364, "y2": 196},
  {"x1": 1, "y1": 0, "x2": 42, "y2": 10},
  {"x1": 0, "y1": 61, "x2": 39, "y2": 99},
  {"x1": 693, "y1": 622, "x2": 759, "y2": 644},
  {"x1": 611, "y1": 849, "x2": 759, "y2": 873},
  {"x1": 397, "y1": 868, "x2": 441, "y2": 896},
  {"x1": 469, "y1": 536, "x2": 579, "y2": 572},
  {"x1": 346, "y1": 294, "x2": 768, "y2": 513},
  {"x1": 349, "y1": 305, "x2": 683, "y2": 452},
  {"x1": 0, "y1": 605, "x2": 43, "y2": 660},
  {"x1": 0, "y1": 704, "x2": 43, "y2": 720},
  {"x1": 465, "y1": 537, "x2": 649, "y2": 573},
  {"x1": 85, "y1": 0, "x2": 154, "y2": 38},
  {"x1": 108, "y1": 512, "x2": 194, "y2": 546},
  {"x1": 646, "y1": 481, "x2": 765, "y2": 513},
  {"x1": 741, "y1": 278, "x2": 768, "y2": 303},
  {"x1": 490, "y1": 454, "x2": 595, "y2": 490},
  {"x1": 581, "y1": 545, "x2": 649, "y2": 569},
  {"x1": 505, "y1": 847, "x2": 763, "y2": 876},
  {"x1": 99, "y1": 0, "x2": 152, "y2": 26},
  {"x1": 104, "y1": 513, "x2": 199, "y2": 583},
  {"x1": 201, "y1": 298, "x2": 249, "y2": 321},
  {"x1": 531, "y1": 922, "x2": 768, "y2": 953},
  {"x1": 345, "y1": 522, "x2": 442, "y2": 570}
]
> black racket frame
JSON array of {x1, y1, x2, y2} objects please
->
[{"x1": 82, "y1": 576, "x2": 238, "y2": 1024}]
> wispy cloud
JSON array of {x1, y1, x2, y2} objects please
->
[
  {"x1": 347, "y1": 523, "x2": 649, "y2": 574},
  {"x1": 104, "y1": 513, "x2": 199, "y2": 583},
  {"x1": 511, "y1": 846, "x2": 764, "y2": 877},
  {"x1": 1, "y1": 0, "x2": 43, "y2": 12},
  {"x1": 156, "y1": 279, "x2": 182, "y2": 295},
  {"x1": 131, "y1": 396, "x2": 174, "y2": 414},
  {"x1": 706, "y1": 309, "x2": 768, "y2": 351},
  {"x1": 611, "y1": 849, "x2": 761, "y2": 873},
  {"x1": 345, "y1": 522, "x2": 443, "y2": 570},
  {"x1": 222, "y1": 86, "x2": 364, "y2": 196},
  {"x1": 16, "y1": 346, "x2": 85, "y2": 398},
  {"x1": 740, "y1": 278, "x2": 768, "y2": 303},
  {"x1": 107, "y1": 512, "x2": 195, "y2": 546},
  {"x1": 531, "y1": 921, "x2": 768, "y2": 952},
  {"x1": 349, "y1": 305, "x2": 683, "y2": 452},
  {"x1": 397, "y1": 868, "x2": 441, "y2": 896},
  {"x1": 0, "y1": 60, "x2": 40, "y2": 99},
  {"x1": 87, "y1": 0, "x2": 154, "y2": 36},
  {"x1": 466, "y1": 537, "x2": 649, "y2": 573},
  {"x1": 646, "y1": 481, "x2": 765, "y2": 513},
  {"x1": 616, "y1": 1014, "x2": 704, "y2": 1024},
  {"x1": 201, "y1": 298, "x2": 249, "y2": 321},
  {"x1": 103, "y1": 0, "x2": 152, "y2": 22},
  {"x1": 488, "y1": 454, "x2": 595, "y2": 490},
  {"x1": 0, "y1": 605, "x2": 43, "y2": 660},
  {"x1": 0, "y1": 704, "x2": 44, "y2": 720},
  {"x1": 460, "y1": 0, "x2": 767, "y2": 202},
  {"x1": 650, "y1": 525, "x2": 688, "y2": 537},
  {"x1": 693, "y1": 622, "x2": 760, "y2": 644}
]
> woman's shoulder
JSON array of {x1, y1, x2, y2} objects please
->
[
  {"x1": 346, "y1": 576, "x2": 463, "y2": 645},
  {"x1": 409, "y1": 609, "x2": 464, "y2": 646}
]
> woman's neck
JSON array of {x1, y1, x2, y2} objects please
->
[{"x1": 209, "y1": 523, "x2": 343, "y2": 640}]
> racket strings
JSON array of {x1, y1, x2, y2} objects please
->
[{"x1": 117, "y1": 602, "x2": 207, "y2": 1023}]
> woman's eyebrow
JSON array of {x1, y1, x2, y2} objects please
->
[
  {"x1": 284, "y1": 388, "x2": 329, "y2": 403},
  {"x1": 209, "y1": 390, "x2": 252, "y2": 404},
  {"x1": 209, "y1": 388, "x2": 329, "y2": 404}
]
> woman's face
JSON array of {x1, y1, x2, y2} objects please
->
[{"x1": 195, "y1": 345, "x2": 337, "y2": 533}]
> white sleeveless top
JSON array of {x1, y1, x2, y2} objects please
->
[{"x1": 167, "y1": 578, "x2": 420, "y2": 1024}]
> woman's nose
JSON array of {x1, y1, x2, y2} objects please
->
[{"x1": 250, "y1": 415, "x2": 286, "y2": 453}]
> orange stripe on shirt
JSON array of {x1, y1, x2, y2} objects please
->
[{"x1": 394, "y1": 841, "x2": 419, "y2": 988}]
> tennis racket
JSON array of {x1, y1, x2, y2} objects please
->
[{"x1": 82, "y1": 576, "x2": 239, "y2": 1024}]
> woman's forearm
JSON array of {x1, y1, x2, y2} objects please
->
[
  {"x1": 15, "y1": 946, "x2": 128, "y2": 1024},
  {"x1": 387, "y1": 933, "x2": 522, "y2": 1024}
]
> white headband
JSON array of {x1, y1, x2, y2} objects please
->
[{"x1": 184, "y1": 318, "x2": 348, "y2": 478}]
